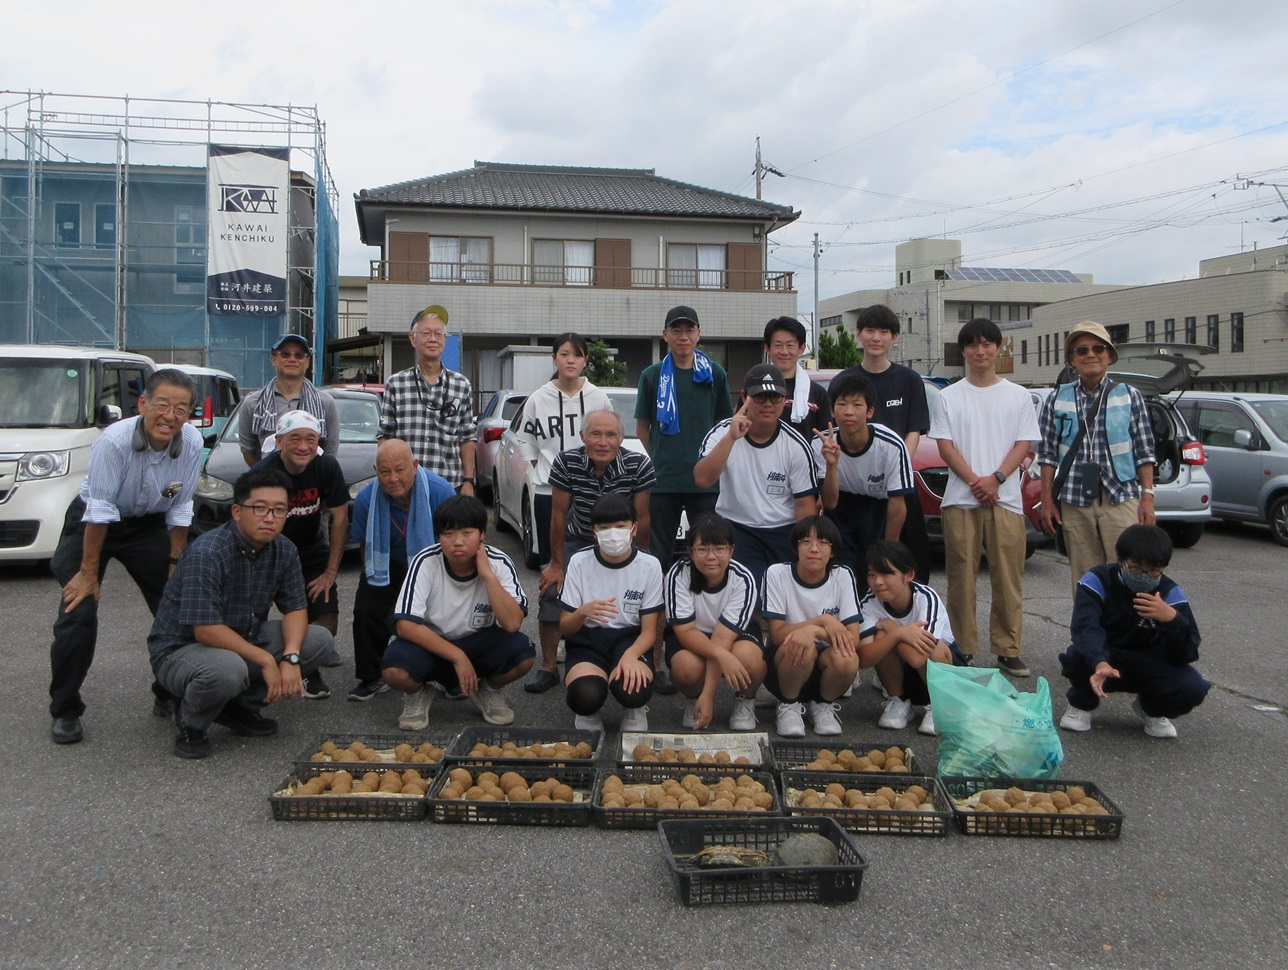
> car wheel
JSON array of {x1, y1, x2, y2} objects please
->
[
  {"x1": 1163, "y1": 521, "x2": 1203, "y2": 549},
  {"x1": 1268, "y1": 496, "x2": 1288, "y2": 547},
  {"x1": 520, "y1": 491, "x2": 540, "y2": 569}
]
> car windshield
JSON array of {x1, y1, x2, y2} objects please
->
[
  {"x1": 336, "y1": 396, "x2": 381, "y2": 442},
  {"x1": 501, "y1": 396, "x2": 525, "y2": 421},
  {"x1": 0, "y1": 358, "x2": 88, "y2": 428},
  {"x1": 1250, "y1": 400, "x2": 1288, "y2": 443}
]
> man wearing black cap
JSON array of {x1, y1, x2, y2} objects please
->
[
  {"x1": 633, "y1": 306, "x2": 733, "y2": 575},
  {"x1": 238, "y1": 334, "x2": 339, "y2": 465},
  {"x1": 694, "y1": 364, "x2": 820, "y2": 587}
]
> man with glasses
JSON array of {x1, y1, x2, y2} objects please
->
[
  {"x1": 695, "y1": 364, "x2": 820, "y2": 590},
  {"x1": 239, "y1": 334, "x2": 339, "y2": 465},
  {"x1": 379, "y1": 305, "x2": 478, "y2": 493},
  {"x1": 49, "y1": 369, "x2": 204, "y2": 745},
  {"x1": 1038, "y1": 322, "x2": 1156, "y2": 595},
  {"x1": 148, "y1": 469, "x2": 341, "y2": 759}
]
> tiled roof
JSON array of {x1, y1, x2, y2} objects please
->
[{"x1": 356, "y1": 161, "x2": 798, "y2": 221}]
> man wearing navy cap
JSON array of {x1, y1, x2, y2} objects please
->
[{"x1": 238, "y1": 334, "x2": 339, "y2": 465}]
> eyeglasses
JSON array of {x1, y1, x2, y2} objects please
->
[
  {"x1": 1121, "y1": 560, "x2": 1163, "y2": 578},
  {"x1": 1074, "y1": 343, "x2": 1110, "y2": 357},
  {"x1": 147, "y1": 401, "x2": 191, "y2": 419},
  {"x1": 275, "y1": 350, "x2": 309, "y2": 360},
  {"x1": 691, "y1": 544, "x2": 732, "y2": 557},
  {"x1": 241, "y1": 504, "x2": 289, "y2": 520},
  {"x1": 751, "y1": 393, "x2": 786, "y2": 404},
  {"x1": 414, "y1": 329, "x2": 447, "y2": 340},
  {"x1": 797, "y1": 536, "x2": 832, "y2": 548}
]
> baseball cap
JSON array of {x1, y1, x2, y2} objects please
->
[
  {"x1": 276, "y1": 410, "x2": 322, "y2": 437},
  {"x1": 412, "y1": 304, "x2": 449, "y2": 328},
  {"x1": 744, "y1": 363, "x2": 788, "y2": 397},
  {"x1": 1064, "y1": 321, "x2": 1118, "y2": 364},
  {"x1": 665, "y1": 305, "x2": 699, "y2": 329},
  {"x1": 271, "y1": 334, "x2": 311, "y2": 355}
]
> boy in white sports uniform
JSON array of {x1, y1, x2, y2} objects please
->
[
  {"x1": 762, "y1": 515, "x2": 862, "y2": 738},
  {"x1": 384, "y1": 496, "x2": 533, "y2": 730},
  {"x1": 859, "y1": 540, "x2": 964, "y2": 736},
  {"x1": 695, "y1": 364, "x2": 819, "y2": 589},
  {"x1": 559, "y1": 494, "x2": 664, "y2": 733}
]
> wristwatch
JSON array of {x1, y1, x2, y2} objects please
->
[
  {"x1": 993, "y1": 470, "x2": 1007, "y2": 484},
  {"x1": 281, "y1": 653, "x2": 301, "y2": 666},
  {"x1": 461, "y1": 476, "x2": 475, "y2": 485}
]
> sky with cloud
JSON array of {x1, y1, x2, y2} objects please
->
[{"x1": 5, "y1": 0, "x2": 1287, "y2": 318}]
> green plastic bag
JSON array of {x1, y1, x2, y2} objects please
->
[{"x1": 926, "y1": 663, "x2": 1064, "y2": 779}]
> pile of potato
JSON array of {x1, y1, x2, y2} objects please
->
[
  {"x1": 800, "y1": 746, "x2": 910, "y2": 773},
  {"x1": 439, "y1": 767, "x2": 578, "y2": 803},
  {"x1": 628, "y1": 743, "x2": 754, "y2": 766},
  {"x1": 956, "y1": 785, "x2": 1110, "y2": 816},
  {"x1": 600, "y1": 772, "x2": 774, "y2": 812},
  {"x1": 465, "y1": 740, "x2": 594, "y2": 760},
  {"x1": 791, "y1": 781, "x2": 935, "y2": 812},
  {"x1": 288, "y1": 768, "x2": 430, "y2": 797},
  {"x1": 308, "y1": 740, "x2": 444, "y2": 764}
]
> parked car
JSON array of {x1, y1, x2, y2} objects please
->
[
  {"x1": 191, "y1": 386, "x2": 383, "y2": 547},
  {"x1": 0, "y1": 345, "x2": 155, "y2": 562},
  {"x1": 173, "y1": 363, "x2": 240, "y2": 458},
  {"x1": 1168, "y1": 391, "x2": 1288, "y2": 546},
  {"x1": 475, "y1": 389, "x2": 529, "y2": 503},
  {"x1": 493, "y1": 386, "x2": 641, "y2": 568}
]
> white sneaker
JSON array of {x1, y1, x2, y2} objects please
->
[
  {"x1": 1059, "y1": 705, "x2": 1093, "y2": 732},
  {"x1": 729, "y1": 696, "x2": 757, "y2": 731},
  {"x1": 681, "y1": 697, "x2": 697, "y2": 729},
  {"x1": 398, "y1": 687, "x2": 432, "y2": 731},
  {"x1": 574, "y1": 713, "x2": 603, "y2": 733},
  {"x1": 918, "y1": 705, "x2": 936, "y2": 736},
  {"x1": 808, "y1": 701, "x2": 842, "y2": 736},
  {"x1": 621, "y1": 705, "x2": 649, "y2": 733},
  {"x1": 776, "y1": 701, "x2": 806, "y2": 738},
  {"x1": 470, "y1": 682, "x2": 514, "y2": 725},
  {"x1": 878, "y1": 696, "x2": 912, "y2": 730},
  {"x1": 1132, "y1": 699, "x2": 1178, "y2": 739}
]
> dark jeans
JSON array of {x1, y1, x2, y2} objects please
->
[
  {"x1": 648, "y1": 491, "x2": 719, "y2": 573},
  {"x1": 1060, "y1": 644, "x2": 1210, "y2": 719},
  {"x1": 351, "y1": 561, "x2": 409, "y2": 683},
  {"x1": 49, "y1": 499, "x2": 171, "y2": 719}
]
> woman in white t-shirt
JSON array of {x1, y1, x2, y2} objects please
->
[{"x1": 664, "y1": 514, "x2": 766, "y2": 732}]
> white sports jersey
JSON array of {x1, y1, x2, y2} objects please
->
[
  {"x1": 559, "y1": 546, "x2": 664, "y2": 631},
  {"x1": 761, "y1": 562, "x2": 862, "y2": 627},
  {"x1": 394, "y1": 544, "x2": 528, "y2": 641},
  {"x1": 812, "y1": 421, "x2": 913, "y2": 498},
  {"x1": 859, "y1": 582, "x2": 955, "y2": 645},
  {"x1": 700, "y1": 420, "x2": 818, "y2": 529},
  {"x1": 664, "y1": 559, "x2": 758, "y2": 636}
]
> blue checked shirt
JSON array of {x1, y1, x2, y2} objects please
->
[
  {"x1": 79, "y1": 416, "x2": 204, "y2": 527},
  {"x1": 1037, "y1": 381, "x2": 1155, "y2": 507},
  {"x1": 378, "y1": 366, "x2": 478, "y2": 486}
]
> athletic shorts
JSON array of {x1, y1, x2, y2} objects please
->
[
  {"x1": 564, "y1": 625, "x2": 655, "y2": 677},
  {"x1": 381, "y1": 627, "x2": 533, "y2": 689}
]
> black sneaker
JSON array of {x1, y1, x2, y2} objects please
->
[
  {"x1": 152, "y1": 691, "x2": 178, "y2": 719},
  {"x1": 998, "y1": 656, "x2": 1031, "y2": 677},
  {"x1": 303, "y1": 672, "x2": 331, "y2": 699},
  {"x1": 347, "y1": 679, "x2": 390, "y2": 702},
  {"x1": 173, "y1": 724, "x2": 211, "y2": 759},
  {"x1": 213, "y1": 704, "x2": 279, "y2": 737},
  {"x1": 653, "y1": 668, "x2": 677, "y2": 696}
]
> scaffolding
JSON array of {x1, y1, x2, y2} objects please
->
[{"x1": 0, "y1": 91, "x2": 338, "y2": 387}]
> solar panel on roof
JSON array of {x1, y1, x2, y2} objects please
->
[{"x1": 945, "y1": 266, "x2": 1082, "y2": 284}]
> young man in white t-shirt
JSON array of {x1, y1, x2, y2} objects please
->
[
  {"x1": 928, "y1": 319, "x2": 1040, "y2": 676},
  {"x1": 384, "y1": 496, "x2": 533, "y2": 730}
]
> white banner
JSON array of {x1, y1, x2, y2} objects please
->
[{"x1": 206, "y1": 145, "x2": 290, "y2": 316}]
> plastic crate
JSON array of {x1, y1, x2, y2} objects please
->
[
  {"x1": 293, "y1": 732, "x2": 456, "y2": 772},
  {"x1": 658, "y1": 816, "x2": 867, "y2": 906},
  {"x1": 443, "y1": 726, "x2": 603, "y2": 767},
  {"x1": 427, "y1": 763, "x2": 596, "y2": 826},
  {"x1": 940, "y1": 776, "x2": 1125, "y2": 840},
  {"x1": 269, "y1": 764, "x2": 435, "y2": 821},
  {"x1": 780, "y1": 770, "x2": 951, "y2": 836},
  {"x1": 593, "y1": 764, "x2": 779, "y2": 831},
  {"x1": 616, "y1": 731, "x2": 772, "y2": 770},
  {"x1": 769, "y1": 739, "x2": 919, "y2": 776}
]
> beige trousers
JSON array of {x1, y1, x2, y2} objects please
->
[
  {"x1": 1060, "y1": 497, "x2": 1140, "y2": 596},
  {"x1": 942, "y1": 505, "x2": 1027, "y2": 659}
]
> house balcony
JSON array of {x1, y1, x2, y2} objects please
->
[{"x1": 368, "y1": 260, "x2": 794, "y2": 293}]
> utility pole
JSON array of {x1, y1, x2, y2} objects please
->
[
  {"x1": 754, "y1": 136, "x2": 783, "y2": 201},
  {"x1": 813, "y1": 233, "x2": 822, "y2": 357}
]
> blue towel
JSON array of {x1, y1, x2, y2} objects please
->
[
  {"x1": 655, "y1": 349, "x2": 713, "y2": 436},
  {"x1": 363, "y1": 467, "x2": 447, "y2": 586}
]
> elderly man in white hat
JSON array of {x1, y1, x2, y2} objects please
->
[
  {"x1": 251, "y1": 409, "x2": 350, "y2": 697},
  {"x1": 1037, "y1": 322, "x2": 1158, "y2": 593}
]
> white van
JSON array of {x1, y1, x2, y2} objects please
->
[{"x1": 0, "y1": 346, "x2": 156, "y2": 562}]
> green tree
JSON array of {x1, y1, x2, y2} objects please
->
[
  {"x1": 585, "y1": 338, "x2": 627, "y2": 386},
  {"x1": 817, "y1": 323, "x2": 863, "y2": 369}
]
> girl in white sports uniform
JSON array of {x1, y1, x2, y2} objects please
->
[{"x1": 663, "y1": 514, "x2": 766, "y2": 732}]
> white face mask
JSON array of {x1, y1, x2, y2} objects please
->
[{"x1": 596, "y1": 527, "x2": 634, "y2": 557}]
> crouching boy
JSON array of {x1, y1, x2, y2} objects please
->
[
  {"x1": 560, "y1": 494, "x2": 664, "y2": 733},
  {"x1": 859, "y1": 541, "x2": 964, "y2": 736},
  {"x1": 384, "y1": 495, "x2": 533, "y2": 730},
  {"x1": 1058, "y1": 524, "x2": 1209, "y2": 739}
]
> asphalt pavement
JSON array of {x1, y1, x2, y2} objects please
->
[{"x1": 2, "y1": 516, "x2": 1285, "y2": 970}]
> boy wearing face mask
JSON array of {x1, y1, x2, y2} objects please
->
[
  {"x1": 1058, "y1": 524, "x2": 1208, "y2": 739},
  {"x1": 559, "y1": 494, "x2": 664, "y2": 733}
]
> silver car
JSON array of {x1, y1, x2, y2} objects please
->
[{"x1": 474, "y1": 389, "x2": 528, "y2": 503}]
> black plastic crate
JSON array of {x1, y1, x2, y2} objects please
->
[
  {"x1": 616, "y1": 732, "x2": 772, "y2": 770},
  {"x1": 594, "y1": 764, "x2": 779, "y2": 831},
  {"x1": 293, "y1": 732, "x2": 456, "y2": 772},
  {"x1": 940, "y1": 776, "x2": 1125, "y2": 840},
  {"x1": 658, "y1": 816, "x2": 867, "y2": 906},
  {"x1": 269, "y1": 764, "x2": 436, "y2": 821},
  {"x1": 427, "y1": 763, "x2": 596, "y2": 826},
  {"x1": 443, "y1": 725, "x2": 603, "y2": 767},
  {"x1": 770, "y1": 739, "x2": 919, "y2": 776},
  {"x1": 780, "y1": 770, "x2": 951, "y2": 836}
]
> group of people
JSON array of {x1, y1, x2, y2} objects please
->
[{"x1": 46, "y1": 301, "x2": 1209, "y2": 759}]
